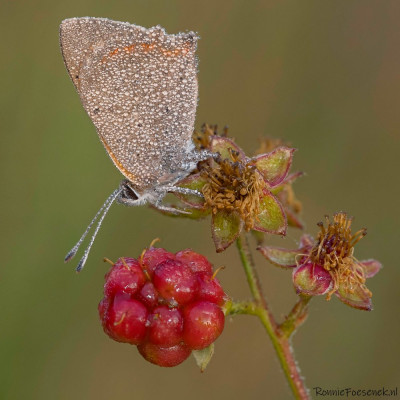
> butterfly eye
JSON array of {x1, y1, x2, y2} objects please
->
[{"x1": 121, "y1": 180, "x2": 139, "y2": 201}]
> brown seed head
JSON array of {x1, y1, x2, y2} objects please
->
[
  {"x1": 200, "y1": 150, "x2": 265, "y2": 230},
  {"x1": 193, "y1": 123, "x2": 229, "y2": 150},
  {"x1": 309, "y1": 212, "x2": 370, "y2": 300}
]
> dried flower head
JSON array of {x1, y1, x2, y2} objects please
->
[
  {"x1": 255, "y1": 137, "x2": 304, "y2": 230},
  {"x1": 201, "y1": 149, "x2": 265, "y2": 231},
  {"x1": 161, "y1": 129, "x2": 300, "y2": 252},
  {"x1": 310, "y1": 213, "x2": 368, "y2": 300},
  {"x1": 258, "y1": 213, "x2": 382, "y2": 310},
  {"x1": 193, "y1": 123, "x2": 228, "y2": 151}
]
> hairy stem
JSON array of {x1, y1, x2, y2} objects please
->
[
  {"x1": 236, "y1": 236, "x2": 309, "y2": 400},
  {"x1": 236, "y1": 235, "x2": 277, "y2": 328},
  {"x1": 280, "y1": 296, "x2": 311, "y2": 338},
  {"x1": 224, "y1": 299, "x2": 258, "y2": 316}
]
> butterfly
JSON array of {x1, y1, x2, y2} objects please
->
[{"x1": 60, "y1": 17, "x2": 210, "y2": 271}]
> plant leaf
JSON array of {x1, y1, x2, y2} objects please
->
[
  {"x1": 192, "y1": 344, "x2": 215, "y2": 372},
  {"x1": 253, "y1": 147, "x2": 295, "y2": 187},
  {"x1": 335, "y1": 285, "x2": 373, "y2": 311},
  {"x1": 257, "y1": 246, "x2": 300, "y2": 268},
  {"x1": 212, "y1": 210, "x2": 243, "y2": 252},
  {"x1": 360, "y1": 259, "x2": 382, "y2": 278},
  {"x1": 253, "y1": 192, "x2": 287, "y2": 235}
]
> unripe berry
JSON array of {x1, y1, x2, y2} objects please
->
[
  {"x1": 175, "y1": 249, "x2": 213, "y2": 275},
  {"x1": 104, "y1": 257, "x2": 145, "y2": 297},
  {"x1": 99, "y1": 246, "x2": 227, "y2": 367},
  {"x1": 101, "y1": 293, "x2": 148, "y2": 345},
  {"x1": 196, "y1": 272, "x2": 226, "y2": 306},
  {"x1": 136, "y1": 281, "x2": 159, "y2": 310},
  {"x1": 183, "y1": 301, "x2": 225, "y2": 350},
  {"x1": 137, "y1": 342, "x2": 191, "y2": 367},
  {"x1": 153, "y1": 260, "x2": 199, "y2": 305},
  {"x1": 148, "y1": 306, "x2": 184, "y2": 347},
  {"x1": 141, "y1": 247, "x2": 175, "y2": 277},
  {"x1": 292, "y1": 261, "x2": 333, "y2": 296}
]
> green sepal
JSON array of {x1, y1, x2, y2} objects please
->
[
  {"x1": 253, "y1": 192, "x2": 287, "y2": 235},
  {"x1": 192, "y1": 344, "x2": 215, "y2": 372},
  {"x1": 252, "y1": 147, "x2": 295, "y2": 187},
  {"x1": 212, "y1": 210, "x2": 243, "y2": 252}
]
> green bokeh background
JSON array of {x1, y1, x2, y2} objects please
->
[{"x1": 1, "y1": 1, "x2": 399, "y2": 399}]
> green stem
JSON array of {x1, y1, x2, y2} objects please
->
[
  {"x1": 236, "y1": 236, "x2": 309, "y2": 400},
  {"x1": 224, "y1": 299, "x2": 258, "y2": 316},
  {"x1": 280, "y1": 296, "x2": 311, "y2": 338},
  {"x1": 236, "y1": 235, "x2": 276, "y2": 324}
]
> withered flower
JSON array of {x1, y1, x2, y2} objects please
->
[
  {"x1": 174, "y1": 133, "x2": 298, "y2": 252},
  {"x1": 255, "y1": 137, "x2": 303, "y2": 230},
  {"x1": 193, "y1": 123, "x2": 229, "y2": 151},
  {"x1": 258, "y1": 212, "x2": 382, "y2": 310}
]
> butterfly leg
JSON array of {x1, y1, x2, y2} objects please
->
[
  {"x1": 167, "y1": 186, "x2": 204, "y2": 198},
  {"x1": 180, "y1": 149, "x2": 217, "y2": 172},
  {"x1": 201, "y1": 149, "x2": 218, "y2": 160},
  {"x1": 152, "y1": 196, "x2": 191, "y2": 215},
  {"x1": 186, "y1": 149, "x2": 216, "y2": 164}
]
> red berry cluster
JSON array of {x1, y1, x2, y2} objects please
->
[{"x1": 99, "y1": 247, "x2": 227, "y2": 367}]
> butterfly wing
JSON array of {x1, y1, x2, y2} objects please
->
[{"x1": 60, "y1": 17, "x2": 198, "y2": 191}]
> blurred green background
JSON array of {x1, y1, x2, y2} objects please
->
[{"x1": 1, "y1": 0, "x2": 399, "y2": 399}]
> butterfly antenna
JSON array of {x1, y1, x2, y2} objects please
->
[
  {"x1": 74, "y1": 188, "x2": 121, "y2": 272},
  {"x1": 64, "y1": 188, "x2": 121, "y2": 269}
]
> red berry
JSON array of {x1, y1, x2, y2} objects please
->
[
  {"x1": 141, "y1": 247, "x2": 175, "y2": 277},
  {"x1": 196, "y1": 272, "x2": 227, "y2": 306},
  {"x1": 136, "y1": 281, "x2": 159, "y2": 310},
  {"x1": 153, "y1": 260, "x2": 199, "y2": 305},
  {"x1": 101, "y1": 293, "x2": 148, "y2": 345},
  {"x1": 137, "y1": 342, "x2": 191, "y2": 367},
  {"x1": 175, "y1": 249, "x2": 213, "y2": 275},
  {"x1": 99, "y1": 247, "x2": 227, "y2": 367},
  {"x1": 148, "y1": 306, "x2": 184, "y2": 347},
  {"x1": 98, "y1": 297, "x2": 111, "y2": 320},
  {"x1": 104, "y1": 258, "x2": 146, "y2": 297},
  {"x1": 183, "y1": 301, "x2": 225, "y2": 350}
]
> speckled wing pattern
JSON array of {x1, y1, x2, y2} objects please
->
[{"x1": 60, "y1": 17, "x2": 199, "y2": 193}]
